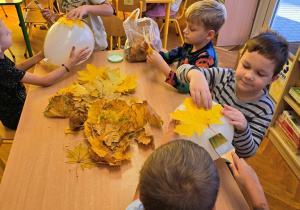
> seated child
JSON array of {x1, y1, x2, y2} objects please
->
[
  {"x1": 126, "y1": 121, "x2": 269, "y2": 210},
  {"x1": 41, "y1": 0, "x2": 114, "y2": 51},
  {"x1": 143, "y1": 0, "x2": 226, "y2": 93},
  {"x1": 0, "y1": 19, "x2": 91, "y2": 129},
  {"x1": 176, "y1": 31, "x2": 289, "y2": 158},
  {"x1": 145, "y1": 0, "x2": 182, "y2": 18}
]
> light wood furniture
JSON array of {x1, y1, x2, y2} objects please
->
[
  {"x1": 266, "y1": 46, "x2": 300, "y2": 180},
  {"x1": 0, "y1": 50, "x2": 248, "y2": 209},
  {"x1": 102, "y1": 15, "x2": 126, "y2": 50}
]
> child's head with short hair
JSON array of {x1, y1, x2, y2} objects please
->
[
  {"x1": 139, "y1": 140, "x2": 220, "y2": 210},
  {"x1": 241, "y1": 30, "x2": 289, "y2": 77},
  {"x1": 185, "y1": 0, "x2": 227, "y2": 35}
]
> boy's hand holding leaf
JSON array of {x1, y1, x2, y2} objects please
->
[{"x1": 188, "y1": 69, "x2": 212, "y2": 110}]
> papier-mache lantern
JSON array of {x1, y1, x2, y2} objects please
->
[{"x1": 44, "y1": 17, "x2": 94, "y2": 66}]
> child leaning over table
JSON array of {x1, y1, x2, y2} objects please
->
[
  {"x1": 142, "y1": 0, "x2": 226, "y2": 93},
  {"x1": 0, "y1": 19, "x2": 91, "y2": 130},
  {"x1": 41, "y1": 0, "x2": 114, "y2": 51},
  {"x1": 176, "y1": 31, "x2": 289, "y2": 158},
  {"x1": 126, "y1": 120, "x2": 269, "y2": 210}
]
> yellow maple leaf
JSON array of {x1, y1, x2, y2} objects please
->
[
  {"x1": 77, "y1": 65, "x2": 109, "y2": 84},
  {"x1": 66, "y1": 144, "x2": 97, "y2": 170},
  {"x1": 57, "y1": 16, "x2": 85, "y2": 28},
  {"x1": 116, "y1": 75, "x2": 138, "y2": 94},
  {"x1": 170, "y1": 98, "x2": 224, "y2": 137}
]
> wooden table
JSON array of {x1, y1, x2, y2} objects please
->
[
  {"x1": 0, "y1": 50, "x2": 248, "y2": 210},
  {"x1": 0, "y1": 0, "x2": 33, "y2": 57},
  {"x1": 147, "y1": 0, "x2": 174, "y2": 49}
]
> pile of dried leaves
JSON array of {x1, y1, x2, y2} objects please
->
[{"x1": 44, "y1": 64, "x2": 162, "y2": 166}]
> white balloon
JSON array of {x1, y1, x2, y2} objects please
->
[
  {"x1": 44, "y1": 20, "x2": 94, "y2": 66},
  {"x1": 175, "y1": 101, "x2": 234, "y2": 160}
]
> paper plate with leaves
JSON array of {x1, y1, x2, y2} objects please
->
[{"x1": 170, "y1": 98, "x2": 234, "y2": 160}]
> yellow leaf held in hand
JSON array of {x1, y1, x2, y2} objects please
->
[
  {"x1": 170, "y1": 98, "x2": 224, "y2": 137},
  {"x1": 146, "y1": 43, "x2": 153, "y2": 53},
  {"x1": 66, "y1": 144, "x2": 97, "y2": 170}
]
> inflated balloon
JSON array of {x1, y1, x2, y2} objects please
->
[
  {"x1": 176, "y1": 101, "x2": 234, "y2": 160},
  {"x1": 44, "y1": 17, "x2": 94, "y2": 66}
]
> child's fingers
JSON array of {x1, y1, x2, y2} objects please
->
[
  {"x1": 229, "y1": 163, "x2": 239, "y2": 177},
  {"x1": 191, "y1": 89, "x2": 202, "y2": 109},
  {"x1": 231, "y1": 151, "x2": 242, "y2": 169}
]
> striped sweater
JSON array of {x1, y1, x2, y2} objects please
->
[{"x1": 177, "y1": 65, "x2": 274, "y2": 158}]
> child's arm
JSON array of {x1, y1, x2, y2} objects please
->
[
  {"x1": 146, "y1": 50, "x2": 172, "y2": 78},
  {"x1": 223, "y1": 101, "x2": 273, "y2": 158},
  {"x1": 177, "y1": 64, "x2": 212, "y2": 110},
  {"x1": 41, "y1": 9, "x2": 61, "y2": 22},
  {"x1": 66, "y1": 0, "x2": 113, "y2": 20},
  {"x1": 15, "y1": 51, "x2": 45, "y2": 72},
  {"x1": 229, "y1": 152, "x2": 269, "y2": 210},
  {"x1": 221, "y1": 104, "x2": 248, "y2": 133},
  {"x1": 20, "y1": 47, "x2": 90, "y2": 87}
]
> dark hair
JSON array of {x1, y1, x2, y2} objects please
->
[
  {"x1": 139, "y1": 140, "x2": 220, "y2": 210},
  {"x1": 241, "y1": 30, "x2": 289, "y2": 76}
]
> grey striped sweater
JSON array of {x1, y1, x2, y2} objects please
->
[{"x1": 177, "y1": 64, "x2": 274, "y2": 158}]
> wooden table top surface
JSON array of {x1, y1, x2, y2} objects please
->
[{"x1": 0, "y1": 50, "x2": 248, "y2": 210}]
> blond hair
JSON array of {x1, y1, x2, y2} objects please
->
[{"x1": 185, "y1": 0, "x2": 226, "y2": 34}]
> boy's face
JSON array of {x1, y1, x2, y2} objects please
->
[
  {"x1": 0, "y1": 21, "x2": 12, "y2": 53},
  {"x1": 235, "y1": 50, "x2": 278, "y2": 96},
  {"x1": 183, "y1": 21, "x2": 210, "y2": 47}
]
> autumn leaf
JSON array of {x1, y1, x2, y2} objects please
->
[
  {"x1": 45, "y1": 65, "x2": 161, "y2": 166},
  {"x1": 116, "y1": 75, "x2": 138, "y2": 94},
  {"x1": 66, "y1": 144, "x2": 97, "y2": 170},
  {"x1": 147, "y1": 44, "x2": 153, "y2": 53},
  {"x1": 57, "y1": 16, "x2": 84, "y2": 28},
  {"x1": 44, "y1": 94, "x2": 75, "y2": 118},
  {"x1": 170, "y1": 98, "x2": 224, "y2": 137}
]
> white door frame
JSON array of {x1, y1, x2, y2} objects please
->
[{"x1": 250, "y1": 0, "x2": 280, "y2": 37}]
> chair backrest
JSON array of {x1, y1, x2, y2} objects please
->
[
  {"x1": 102, "y1": 15, "x2": 126, "y2": 50},
  {"x1": 102, "y1": 15, "x2": 126, "y2": 37},
  {"x1": 112, "y1": 0, "x2": 146, "y2": 18}
]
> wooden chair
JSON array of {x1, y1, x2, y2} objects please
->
[
  {"x1": 156, "y1": 0, "x2": 197, "y2": 44},
  {"x1": 0, "y1": 123, "x2": 14, "y2": 172},
  {"x1": 111, "y1": 0, "x2": 146, "y2": 20},
  {"x1": 23, "y1": 0, "x2": 51, "y2": 57},
  {"x1": 102, "y1": 15, "x2": 126, "y2": 50}
]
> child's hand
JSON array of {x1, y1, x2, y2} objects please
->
[
  {"x1": 229, "y1": 152, "x2": 260, "y2": 190},
  {"x1": 41, "y1": 9, "x2": 55, "y2": 21},
  {"x1": 141, "y1": 41, "x2": 149, "y2": 52},
  {"x1": 65, "y1": 46, "x2": 91, "y2": 67},
  {"x1": 66, "y1": 6, "x2": 88, "y2": 20},
  {"x1": 146, "y1": 50, "x2": 165, "y2": 68},
  {"x1": 221, "y1": 104, "x2": 247, "y2": 132},
  {"x1": 141, "y1": 41, "x2": 158, "y2": 52},
  {"x1": 188, "y1": 69, "x2": 212, "y2": 110}
]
